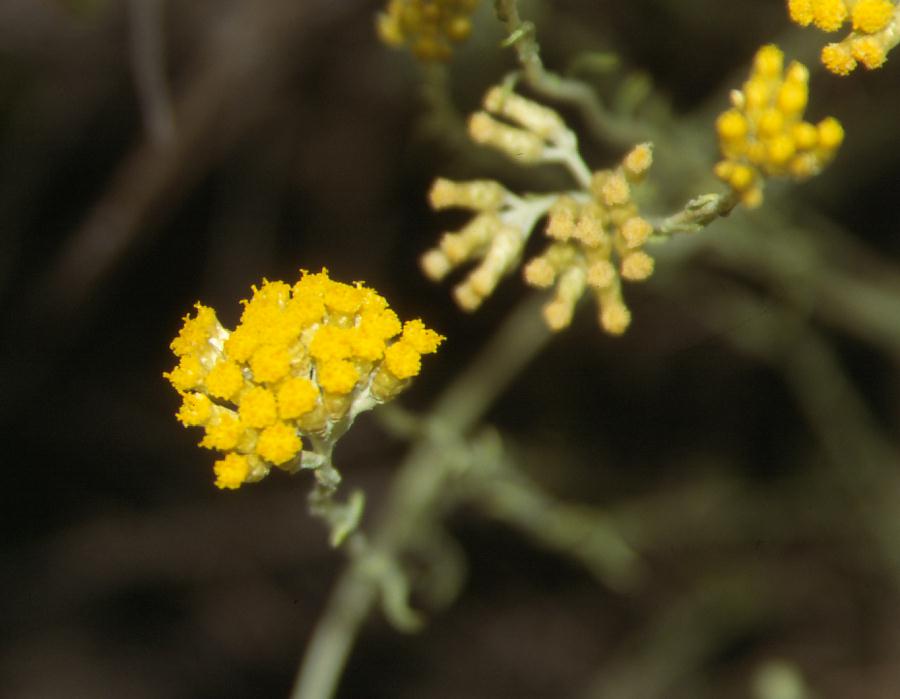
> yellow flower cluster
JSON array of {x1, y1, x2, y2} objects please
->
[
  {"x1": 523, "y1": 145, "x2": 656, "y2": 335},
  {"x1": 420, "y1": 84, "x2": 657, "y2": 335},
  {"x1": 377, "y1": 0, "x2": 480, "y2": 61},
  {"x1": 787, "y1": 0, "x2": 900, "y2": 74},
  {"x1": 164, "y1": 270, "x2": 443, "y2": 490},
  {"x1": 714, "y1": 45, "x2": 844, "y2": 207}
]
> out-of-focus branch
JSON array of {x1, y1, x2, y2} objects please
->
[
  {"x1": 128, "y1": 0, "x2": 175, "y2": 145},
  {"x1": 494, "y1": 0, "x2": 644, "y2": 147},
  {"x1": 701, "y1": 286, "x2": 900, "y2": 584},
  {"x1": 36, "y1": 0, "x2": 360, "y2": 318},
  {"x1": 291, "y1": 292, "x2": 553, "y2": 699}
]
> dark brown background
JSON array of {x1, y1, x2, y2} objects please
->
[{"x1": 2, "y1": 1, "x2": 899, "y2": 697}]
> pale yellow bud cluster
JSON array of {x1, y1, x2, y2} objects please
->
[
  {"x1": 524, "y1": 144, "x2": 656, "y2": 334},
  {"x1": 714, "y1": 45, "x2": 843, "y2": 207},
  {"x1": 468, "y1": 86, "x2": 573, "y2": 165},
  {"x1": 164, "y1": 270, "x2": 442, "y2": 489},
  {"x1": 788, "y1": 0, "x2": 900, "y2": 74},
  {"x1": 421, "y1": 177, "x2": 525, "y2": 310},
  {"x1": 376, "y1": 0, "x2": 480, "y2": 62}
]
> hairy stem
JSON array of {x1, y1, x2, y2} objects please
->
[{"x1": 290, "y1": 292, "x2": 553, "y2": 699}]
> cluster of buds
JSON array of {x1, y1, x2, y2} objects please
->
[
  {"x1": 164, "y1": 270, "x2": 442, "y2": 489},
  {"x1": 524, "y1": 146, "x2": 655, "y2": 334},
  {"x1": 421, "y1": 86, "x2": 657, "y2": 335},
  {"x1": 788, "y1": 0, "x2": 900, "y2": 74},
  {"x1": 377, "y1": 0, "x2": 480, "y2": 61},
  {"x1": 714, "y1": 45, "x2": 844, "y2": 207}
]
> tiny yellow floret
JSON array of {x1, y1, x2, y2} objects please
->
[
  {"x1": 256, "y1": 422, "x2": 302, "y2": 465},
  {"x1": 239, "y1": 386, "x2": 278, "y2": 428},
  {"x1": 316, "y1": 359, "x2": 360, "y2": 395},
  {"x1": 401, "y1": 319, "x2": 445, "y2": 354},
  {"x1": 213, "y1": 453, "x2": 251, "y2": 490},
  {"x1": 201, "y1": 412, "x2": 244, "y2": 451},
  {"x1": 788, "y1": 0, "x2": 815, "y2": 25},
  {"x1": 249, "y1": 344, "x2": 292, "y2": 384},
  {"x1": 821, "y1": 42, "x2": 857, "y2": 74},
  {"x1": 851, "y1": 0, "x2": 894, "y2": 34},
  {"x1": 176, "y1": 392, "x2": 213, "y2": 427},
  {"x1": 851, "y1": 36, "x2": 888, "y2": 69},
  {"x1": 813, "y1": 0, "x2": 848, "y2": 32},
  {"x1": 205, "y1": 361, "x2": 244, "y2": 400},
  {"x1": 277, "y1": 376, "x2": 319, "y2": 419},
  {"x1": 384, "y1": 341, "x2": 422, "y2": 380}
]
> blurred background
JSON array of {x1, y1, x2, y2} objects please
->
[{"x1": 2, "y1": 0, "x2": 899, "y2": 697}]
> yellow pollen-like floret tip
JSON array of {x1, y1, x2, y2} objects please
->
[
  {"x1": 360, "y1": 307, "x2": 402, "y2": 340},
  {"x1": 767, "y1": 134, "x2": 796, "y2": 166},
  {"x1": 851, "y1": 36, "x2": 888, "y2": 69},
  {"x1": 821, "y1": 42, "x2": 858, "y2": 74},
  {"x1": 523, "y1": 257, "x2": 556, "y2": 288},
  {"x1": 350, "y1": 331, "x2": 386, "y2": 362},
  {"x1": 757, "y1": 108, "x2": 785, "y2": 138},
  {"x1": 323, "y1": 280, "x2": 365, "y2": 316},
  {"x1": 239, "y1": 386, "x2": 278, "y2": 429},
  {"x1": 310, "y1": 325, "x2": 354, "y2": 362},
  {"x1": 384, "y1": 341, "x2": 422, "y2": 380},
  {"x1": 249, "y1": 344, "x2": 292, "y2": 384},
  {"x1": 200, "y1": 412, "x2": 244, "y2": 451},
  {"x1": 777, "y1": 79, "x2": 808, "y2": 116},
  {"x1": 599, "y1": 300, "x2": 631, "y2": 336},
  {"x1": 170, "y1": 303, "x2": 220, "y2": 357},
  {"x1": 813, "y1": 0, "x2": 849, "y2": 31},
  {"x1": 620, "y1": 217, "x2": 652, "y2": 249},
  {"x1": 716, "y1": 110, "x2": 749, "y2": 141},
  {"x1": 598, "y1": 172, "x2": 630, "y2": 207},
  {"x1": 754, "y1": 44, "x2": 784, "y2": 77},
  {"x1": 213, "y1": 453, "x2": 251, "y2": 490},
  {"x1": 620, "y1": 251, "x2": 655, "y2": 281},
  {"x1": 176, "y1": 392, "x2": 213, "y2": 427},
  {"x1": 205, "y1": 360, "x2": 245, "y2": 400},
  {"x1": 817, "y1": 116, "x2": 844, "y2": 150},
  {"x1": 316, "y1": 359, "x2": 360, "y2": 395},
  {"x1": 622, "y1": 143, "x2": 654, "y2": 181},
  {"x1": 223, "y1": 326, "x2": 257, "y2": 363},
  {"x1": 401, "y1": 319, "x2": 444, "y2": 354},
  {"x1": 851, "y1": 0, "x2": 894, "y2": 33},
  {"x1": 792, "y1": 121, "x2": 819, "y2": 150},
  {"x1": 256, "y1": 422, "x2": 302, "y2": 465},
  {"x1": 277, "y1": 377, "x2": 319, "y2": 419},
  {"x1": 788, "y1": 0, "x2": 815, "y2": 25},
  {"x1": 164, "y1": 355, "x2": 205, "y2": 392}
]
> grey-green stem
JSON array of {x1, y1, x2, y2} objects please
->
[{"x1": 289, "y1": 292, "x2": 553, "y2": 699}]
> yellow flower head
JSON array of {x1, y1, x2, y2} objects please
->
[
  {"x1": 165, "y1": 269, "x2": 443, "y2": 489},
  {"x1": 376, "y1": 0, "x2": 481, "y2": 62},
  {"x1": 714, "y1": 44, "x2": 843, "y2": 206},
  {"x1": 787, "y1": 0, "x2": 900, "y2": 74}
]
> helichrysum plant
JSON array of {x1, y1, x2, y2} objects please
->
[
  {"x1": 164, "y1": 269, "x2": 442, "y2": 496},
  {"x1": 163, "y1": 3, "x2": 870, "y2": 697},
  {"x1": 788, "y1": 0, "x2": 900, "y2": 74}
]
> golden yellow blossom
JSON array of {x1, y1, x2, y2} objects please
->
[
  {"x1": 164, "y1": 270, "x2": 443, "y2": 489},
  {"x1": 787, "y1": 0, "x2": 900, "y2": 74},
  {"x1": 714, "y1": 45, "x2": 842, "y2": 206}
]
